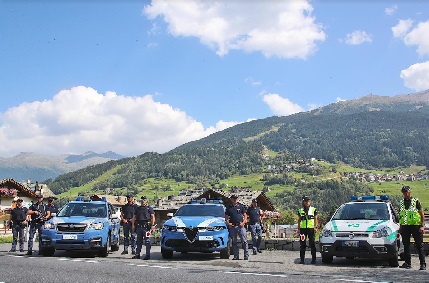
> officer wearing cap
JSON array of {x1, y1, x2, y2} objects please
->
[
  {"x1": 27, "y1": 195, "x2": 50, "y2": 255},
  {"x1": 121, "y1": 195, "x2": 137, "y2": 255},
  {"x1": 297, "y1": 196, "x2": 318, "y2": 264},
  {"x1": 225, "y1": 194, "x2": 249, "y2": 260},
  {"x1": 247, "y1": 199, "x2": 263, "y2": 255},
  {"x1": 399, "y1": 185, "x2": 426, "y2": 270},
  {"x1": 132, "y1": 196, "x2": 155, "y2": 260},
  {"x1": 9, "y1": 199, "x2": 29, "y2": 252},
  {"x1": 46, "y1": 197, "x2": 58, "y2": 221}
]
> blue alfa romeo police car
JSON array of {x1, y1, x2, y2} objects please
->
[
  {"x1": 161, "y1": 198, "x2": 230, "y2": 259},
  {"x1": 40, "y1": 197, "x2": 120, "y2": 257}
]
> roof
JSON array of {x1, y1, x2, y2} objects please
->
[{"x1": 0, "y1": 178, "x2": 38, "y2": 199}]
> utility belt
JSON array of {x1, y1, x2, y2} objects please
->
[
  {"x1": 249, "y1": 222, "x2": 260, "y2": 225},
  {"x1": 135, "y1": 221, "x2": 151, "y2": 228},
  {"x1": 12, "y1": 221, "x2": 27, "y2": 227}
]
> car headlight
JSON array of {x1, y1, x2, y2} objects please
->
[
  {"x1": 163, "y1": 225, "x2": 177, "y2": 231},
  {"x1": 89, "y1": 222, "x2": 104, "y2": 230},
  {"x1": 44, "y1": 222, "x2": 56, "y2": 229},
  {"x1": 322, "y1": 228, "x2": 333, "y2": 237},
  {"x1": 373, "y1": 226, "x2": 392, "y2": 238}
]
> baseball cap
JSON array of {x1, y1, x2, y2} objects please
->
[
  {"x1": 37, "y1": 195, "x2": 44, "y2": 199},
  {"x1": 126, "y1": 195, "x2": 133, "y2": 198},
  {"x1": 17, "y1": 198, "x2": 23, "y2": 202},
  {"x1": 401, "y1": 186, "x2": 411, "y2": 192},
  {"x1": 230, "y1": 195, "x2": 238, "y2": 199},
  {"x1": 302, "y1": 196, "x2": 310, "y2": 201},
  {"x1": 140, "y1": 196, "x2": 147, "y2": 201}
]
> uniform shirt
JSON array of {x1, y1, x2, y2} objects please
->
[
  {"x1": 11, "y1": 206, "x2": 28, "y2": 222},
  {"x1": 121, "y1": 203, "x2": 137, "y2": 219},
  {"x1": 29, "y1": 202, "x2": 47, "y2": 221},
  {"x1": 134, "y1": 205, "x2": 154, "y2": 222},
  {"x1": 46, "y1": 203, "x2": 59, "y2": 215},
  {"x1": 225, "y1": 204, "x2": 246, "y2": 225},
  {"x1": 247, "y1": 206, "x2": 261, "y2": 224},
  {"x1": 403, "y1": 198, "x2": 422, "y2": 210}
]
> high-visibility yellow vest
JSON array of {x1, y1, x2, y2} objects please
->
[
  {"x1": 399, "y1": 198, "x2": 421, "y2": 226},
  {"x1": 298, "y1": 206, "x2": 316, "y2": 228}
]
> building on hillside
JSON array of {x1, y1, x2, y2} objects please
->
[{"x1": 0, "y1": 178, "x2": 40, "y2": 210}]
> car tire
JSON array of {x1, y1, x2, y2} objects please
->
[
  {"x1": 220, "y1": 238, "x2": 231, "y2": 259},
  {"x1": 41, "y1": 247, "x2": 55, "y2": 257},
  {"x1": 388, "y1": 251, "x2": 399, "y2": 267},
  {"x1": 322, "y1": 255, "x2": 333, "y2": 263},
  {"x1": 161, "y1": 247, "x2": 173, "y2": 259},
  {"x1": 99, "y1": 235, "x2": 110, "y2": 257}
]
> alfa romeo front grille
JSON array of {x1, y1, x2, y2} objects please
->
[{"x1": 184, "y1": 228, "x2": 198, "y2": 243}]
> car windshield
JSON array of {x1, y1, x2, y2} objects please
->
[
  {"x1": 175, "y1": 205, "x2": 225, "y2": 217},
  {"x1": 57, "y1": 203, "x2": 107, "y2": 218},
  {"x1": 332, "y1": 202, "x2": 389, "y2": 220}
]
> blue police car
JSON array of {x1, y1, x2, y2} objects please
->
[
  {"x1": 161, "y1": 198, "x2": 230, "y2": 259},
  {"x1": 40, "y1": 197, "x2": 120, "y2": 257}
]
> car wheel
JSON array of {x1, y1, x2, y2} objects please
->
[
  {"x1": 161, "y1": 247, "x2": 173, "y2": 259},
  {"x1": 41, "y1": 247, "x2": 55, "y2": 257},
  {"x1": 99, "y1": 235, "x2": 110, "y2": 257},
  {"x1": 388, "y1": 251, "x2": 399, "y2": 267},
  {"x1": 220, "y1": 238, "x2": 231, "y2": 259},
  {"x1": 322, "y1": 255, "x2": 333, "y2": 263}
]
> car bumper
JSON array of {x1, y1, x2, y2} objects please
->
[
  {"x1": 161, "y1": 229, "x2": 228, "y2": 252},
  {"x1": 319, "y1": 240, "x2": 396, "y2": 259},
  {"x1": 41, "y1": 230, "x2": 107, "y2": 251}
]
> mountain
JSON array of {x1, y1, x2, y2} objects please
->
[
  {"x1": 0, "y1": 151, "x2": 126, "y2": 182},
  {"x1": 47, "y1": 90, "x2": 429, "y2": 196}
]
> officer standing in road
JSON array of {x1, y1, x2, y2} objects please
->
[
  {"x1": 121, "y1": 195, "x2": 137, "y2": 255},
  {"x1": 297, "y1": 196, "x2": 318, "y2": 264},
  {"x1": 45, "y1": 197, "x2": 58, "y2": 221},
  {"x1": 27, "y1": 195, "x2": 50, "y2": 255},
  {"x1": 247, "y1": 199, "x2": 263, "y2": 255},
  {"x1": 225, "y1": 194, "x2": 249, "y2": 260},
  {"x1": 399, "y1": 185, "x2": 426, "y2": 270},
  {"x1": 9, "y1": 198, "x2": 29, "y2": 252},
  {"x1": 132, "y1": 196, "x2": 155, "y2": 260}
]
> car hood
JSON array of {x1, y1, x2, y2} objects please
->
[
  {"x1": 165, "y1": 216, "x2": 226, "y2": 228},
  {"x1": 326, "y1": 219, "x2": 389, "y2": 232},
  {"x1": 49, "y1": 216, "x2": 106, "y2": 225}
]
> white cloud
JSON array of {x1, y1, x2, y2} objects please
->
[
  {"x1": 144, "y1": 0, "x2": 326, "y2": 59},
  {"x1": 0, "y1": 86, "x2": 239, "y2": 157},
  {"x1": 262, "y1": 93, "x2": 304, "y2": 116},
  {"x1": 392, "y1": 19, "x2": 413, "y2": 39},
  {"x1": 385, "y1": 4, "x2": 398, "y2": 16},
  {"x1": 244, "y1": 77, "x2": 261, "y2": 86},
  {"x1": 403, "y1": 20, "x2": 429, "y2": 56},
  {"x1": 336, "y1": 97, "x2": 346, "y2": 103},
  {"x1": 400, "y1": 61, "x2": 429, "y2": 91},
  {"x1": 344, "y1": 30, "x2": 372, "y2": 45}
]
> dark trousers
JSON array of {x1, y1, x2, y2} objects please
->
[
  {"x1": 249, "y1": 223, "x2": 262, "y2": 252},
  {"x1": 299, "y1": 228, "x2": 316, "y2": 260},
  {"x1": 401, "y1": 225, "x2": 426, "y2": 265},
  {"x1": 28, "y1": 222, "x2": 43, "y2": 251},
  {"x1": 122, "y1": 222, "x2": 136, "y2": 252},
  {"x1": 229, "y1": 226, "x2": 249, "y2": 258},
  {"x1": 135, "y1": 225, "x2": 151, "y2": 258},
  {"x1": 11, "y1": 223, "x2": 25, "y2": 251}
]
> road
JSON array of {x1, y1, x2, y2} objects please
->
[{"x1": 0, "y1": 243, "x2": 426, "y2": 283}]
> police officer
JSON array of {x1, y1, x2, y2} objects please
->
[
  {"x1": 399, "y1": 186, "x2": 426, "y2": 270},
  {"x1": 247, "y1": 199, "x2": 263, "y2": 255},
  {"x1": 27, "y1": 195, "x2": 50, "y2": 255},
  {"x1": 132, "y1": 196, "x2": 155, "y2": 260},
  {"x1": 297, "y1": 196, "x2": 318, "y2": 264},
  {"x1": 225, "y1": 194, "x2": 249, "y2": 260},
  {"x1": 9, "y1": 198, "x2": 29, "y2": 252},
  {"x1": 121, "y1": 195, "x2": 137, "y2": 255},
  {"x1": 45, "y1": 197, "x2": 58, "y2": 221}
]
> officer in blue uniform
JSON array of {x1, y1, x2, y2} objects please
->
[
  {"x1": 247, "y1": 199, "x2": 263, "y2": 255},
  {"x1": 46, "y1": 197, "x2": 58, "y2": 221},
  {"x1": 132, "y1": 196, "x2": 155, "y2": 260},
  {"x1": 27, "y1": 195, "x2": 50, "y2": 255},
  {"x1": 225, "y1": 194, "x2": 249, "y2": 260},
  {"x1": 121, "y1": 195, "x2": 137, "y2": 255},
  {"x1": 9, "y1": 199, "x2": 29, "y2": 252}
]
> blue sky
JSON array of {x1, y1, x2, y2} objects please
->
[{"x1": 1, "y1": 0, "x2": 428, "y2": 158}]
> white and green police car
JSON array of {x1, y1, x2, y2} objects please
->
[{"x1": 320, "y1": 196, "x2": 404, "y2": 267}]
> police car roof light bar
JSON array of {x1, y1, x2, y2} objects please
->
[
  {"x1": 76, "y1": 196, "x2": 83, "y2": 201},
  {"x1": 101, "y1": 196, "x2": 107, "y2": 202},
  {"x1": 351, "y1": 195, "x2": 389, "y2": 202}
]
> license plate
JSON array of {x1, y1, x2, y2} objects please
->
[
  {"x1": 342, "y1": 241, "x2": 359, "y2": 247},
  {"x1": 63, "y1": 234, "x2": 78, "y2": 240},
  {"x1": 198, "y1": 236, "x2": 213, "y2": 241}
]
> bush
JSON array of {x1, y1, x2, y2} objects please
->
[{"x1": 0, "y1": 235, "x2": 13, "y2": 243}]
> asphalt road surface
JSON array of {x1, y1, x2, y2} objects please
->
[{"x1": 0, "y1": 243, "x2": 427, "y2": 283}]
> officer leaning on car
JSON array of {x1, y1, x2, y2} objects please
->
[
  {"x1": 121, "y1": 195, "x2": 138, "y2": 255},
  {"x1": 225, "y1": 194, "x2": 249, "y2": 260},
  {"x1": 132, "y1": 196, "x2": 155, "y2": 260},
  {"x1": 9, "y1": 198, "x2": 29, "y2": 253},
  {"x1": 45, "y1": 197, "x2": 59, "y2": 221},
  {"x1": 398, "y1": 185, "x2": 426, "y2": 270},
  {"x1": 297, "y1": 196, "x2": 318, "y2": 264},
  {"x1": 27, "y1": 195, "x2": 50, "y2": 255},
  {"x1": 247, "y1": 198, "x2": 263, "y2": 255}
]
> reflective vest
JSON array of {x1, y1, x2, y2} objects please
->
[
  {"x1": 399, "y1": 198, "x2": 421, "y2": 226},
  {"x1": 298, "y1": 206, "x2": 316, "y2": 228}
]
